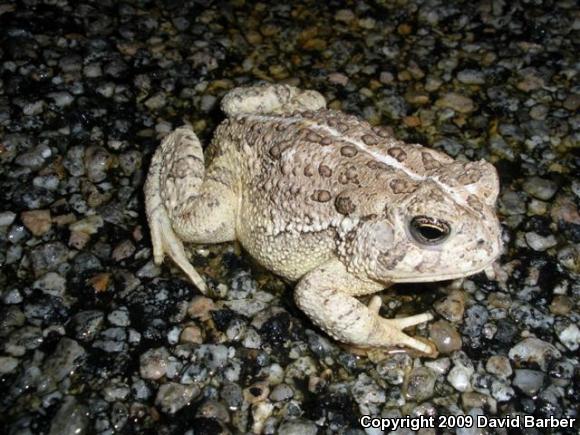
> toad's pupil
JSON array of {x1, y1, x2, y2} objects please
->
[{"x1": 418, "y1": 225, "x2": 445, "y2": 241}]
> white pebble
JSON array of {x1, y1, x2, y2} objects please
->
[
  {"x1": 0, "y1": 211, "x2": 16, "y2": 226},
  {"x1": 557, "y1": 323, "x2": 579, "y2": 351},
  {"x1": 48, "y1": 92, "x2": 74, "y2": 107},
  {"x1": 525, "y1": 232, "x2": 557, "y2": 251},
  {"x1": 447, "y1": 365, "x2": 473, "y2": 392},
  {"x1": 23, "y1": 100, "x2": 45, "y2": 116}
]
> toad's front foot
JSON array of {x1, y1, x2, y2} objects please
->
[{"x1": 367, "y1": 296, "x2": 434, "y2": 354}]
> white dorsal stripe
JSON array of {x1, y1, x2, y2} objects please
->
[{"x1": 241, "y1": 112, "x2": 480, "y2": 215}]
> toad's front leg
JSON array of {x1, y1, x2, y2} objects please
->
[{"x1": 294, "y1": 259, "x2": 434, "y2": 354}]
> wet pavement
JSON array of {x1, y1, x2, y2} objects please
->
[{"x1": 0, "y1": 1, "x2": 578, "y2": 434}]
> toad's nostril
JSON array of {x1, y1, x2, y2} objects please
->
[{"x1": 477, "y1": 239, "x2": 485, "y2": 246}]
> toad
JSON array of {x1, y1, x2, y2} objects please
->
[{"x1": 145, "y1": 84, "x2": 502, "y2": 354}]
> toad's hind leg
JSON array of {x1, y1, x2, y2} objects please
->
[
  {"x1": 144, "y1": 126, "x2": 237, "y2": 293},
  {"x1": 221, "y1": 84, "x2": 326, "y2": 116}
]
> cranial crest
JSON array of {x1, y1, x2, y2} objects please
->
[{"x1": 435, "y1": 160, "x2": 500, "y2": 206}]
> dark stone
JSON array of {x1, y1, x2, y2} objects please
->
[
  {"x1": 462, "y1": 304, "x2": 489, "y2": 341},
  {"x1": 188, "y1": 417, "x2": 225, "y2": 435},
  {"x1": 211, "y1": 309, "x2": 238, "y2": 332},
  {"x1": 304, "y1": 393, "x2": 359, "y2": 430},
  {"x1": 259, "y1": 312, "x2": 291, "y2": 346},
  {"x1": 495, "y1": 319, "x2": 518, "y2": 345}
]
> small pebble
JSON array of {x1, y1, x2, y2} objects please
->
[
  {"x1": 516, "y1": 72, "x2": 544, "y2": 92},
  {"x1": 112, "y1": 240, "x2": 136, "y2": 262},
  {"x1": 563, "y1": 93, "x2": 580, "y2": 111},
  {"x1": 21, "y1": 210, "x2": 52, "y2": 236},
  {"x1": 434, "y1": 290, "x2": 465, "y2": 322},
  {"x1": 436, "y1": 92, "x2": 475, "y2": 113},
  {"x1": 328, "y1": 72, "x2": 349, "y2": 86},
  {"x1": 529, "y1": 104, "x2": 548, "y2": 120},
  {"x1": 243, "y1": 381, "x2": 270, "y2": 404},
  {"x1": 140, "y1": 347, "x2": 171, "y2": 380},
  {"x1": 33, "y1": 272, "x2": 66, "y2": 297},
  {"x1": 485, "y1": 356, "x2": 512, "y2": 379},
  {"x1": 196, "y1": 399, "x2": 231, "y2": 422},
  {"x1": 71, "y1": 310, "x2": 105, "y2": 342},
  {"x1": 0, "y1": 356, "x2": 20, "y2": 374},
  {"x1": 549, "y1": 295, "x2": 572, "y2": 315},
  {"x1": 379, "y1": 71, "x2": 395, "y2": 84},
  {"x1": 187, "y1": 296, "x2": 216, "y2": 321},
  {"x1": 491, "y1": 379, "x2": 515, "y2": 402},
  {"x1": 556, "y1": 323, "x2": 579, "y2": 351},
  {"x1": 461, "y1": 392, "x2": 496, "y2": 413},
  {"x1": 404, "y1": 367, "x2": 437, "y2": 402},
  {"x1": 376, "y1": 354, "x2": 412, "y2": 385},
  {"x1": 334, "y1": 9, "x2": 355, "y2": 23},
  {"x1": 352, "y1": 373, "x2": 386, "y2": 405},
  {"x1": 180, "y1": 324, "x2": 203, "y2": 344},
  {"x1": 108, "y1": 308, "x2": 130, "y2": 327},
  {"x1": 3, "y1": 289, "x2": 23, "y2": 305},
  {"x1": 23, "y1": 100, "x2": 45, "y2": 116},
  {"x1": 48, "y1": 92, "x2": 74, "y2": 107},
  {"x1": 513, "y1": 369, "x2": 545, "y2": 396},
  {"x1": 525, "y1": 232, "x2": 558, "y2": 251},
  {"x1": 0, "y1": 211, "x2": 16, "y2": 226},
  {"x1": 48, "y1": 396, "x2": 89, "y2": 435},
  {"x1": 277, "y1": 419, "x2": 318, "y2": 435},
  {"x1": 145, "y1": 93, "x2": 167, "y2": 110},
  {"x1": 508, "y1": 338, "x2": 561, "y2": 370},
  {"x1": 424, "y1": 357, "x2": 451, "y2": 375},
  {"x1": 457, "y1": 69, "x2": 486, "y2": 85},
  {"x1": 429, "y1": 320, "x2": 462, "y2": 354},
  {"x1": 522, "y1": 176, "x2": 558, "y2": 200},
  {"x1": 221, "y1": 383, "x2": 243, "y2": 409},
  {"x1": 499, "y1": 190, "x2": 527, "y2": 215},
  {"x1": 69, "y1": 215, "x2": 104, "y2": 235},
  {"x1": 269, "y1": 383, "x2": 294, "y2": 401},
  {"x1": 30, "y1": 242, "x2": 69, "y2": 277},
  {"x1": 136, "y1": 261, "x2": 161, "y2": 278},
  {"x1": 155, "y1": 383, "x2": 199, "y2": 414},
  {"x1": 447, "y1": 352, "x2": 474, "y2": 392},
  {"x1": 84, "y1": 147, "x2": 113, "y2": 183},
  {"x1": 43, "y1": 338, "x2": 86, "y2": 383}
]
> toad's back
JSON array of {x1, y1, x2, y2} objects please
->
[{"x1": 209, "y1": 109, "x2": 454, "y2": 237}]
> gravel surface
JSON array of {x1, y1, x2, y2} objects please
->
[{"x1": 1, "y1": 1, "x2": 578, "y2": 434}]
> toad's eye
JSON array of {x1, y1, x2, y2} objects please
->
[{"x1": 409, "y1": 216, "x2": 450, "y2": 245}]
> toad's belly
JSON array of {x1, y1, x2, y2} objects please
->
[{"x1": 235, "y1": 208, "x2": 336, "y2": 280}]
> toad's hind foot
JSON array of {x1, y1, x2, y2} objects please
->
[
  {"x1": 144, "y1": 127, "x2": 208, "y2": 293},
  {"x1": 148, "y1": 203, "x2": 208, "y2": 294},
  {"x1": 145, "y1": 126, "x2": 237, "y2": 293}
]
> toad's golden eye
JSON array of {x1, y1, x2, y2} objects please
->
[{"x1": 409, "y1": 216, "x2": 450, "y2": 245}]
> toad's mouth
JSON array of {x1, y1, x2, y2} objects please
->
[{"x1": 387, "y1": 261, "x2": 498, "y2": 284}]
